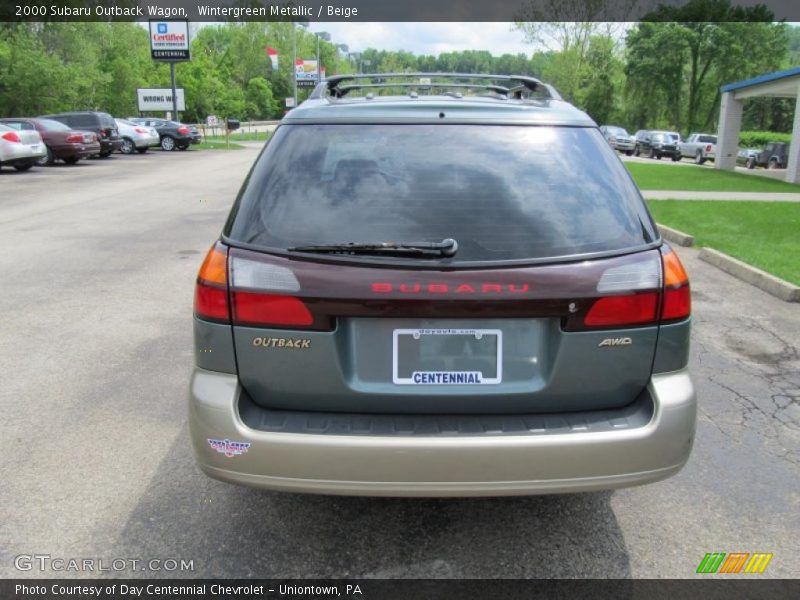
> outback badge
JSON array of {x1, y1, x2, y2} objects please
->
[
  {"x1": 598, "y1": 337, "x2": 633, "y2": 347},
  {"x1": 253, "y1": 337, "x2": 311, "y2": 349}
]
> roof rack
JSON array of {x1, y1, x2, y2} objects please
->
[{"x1": 310, "y1": 73, "x2": 561, "y2": 100}]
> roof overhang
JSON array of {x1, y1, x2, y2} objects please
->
[{"x1": 722, "y1": 66, "x2": 800, "y2": 100}]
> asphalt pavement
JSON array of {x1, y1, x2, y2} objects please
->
[{"x1": 0, "y1": 148, "x2": 798, "y2": 579}]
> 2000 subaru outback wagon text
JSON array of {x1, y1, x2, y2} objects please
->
[{"x1": 189, "y1": 73, "x2": 696, "y2": 496}]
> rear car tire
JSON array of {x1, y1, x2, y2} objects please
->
[
  {"x1": 120, "y1": 138, "x2": 135, "y2": 155},
  {"x1": 136, "y1": 147, "x2": 148, "y2": 154},
  {"x1": 671, "y1": 154, "x2": 680, "y2": 162},
  {"x1": 625, "y1": 150, "x2": 633, "y2": 156},
  {"x1": 14, "y1": 162, "x2": 34, "y2": 172},
  {"x1": 768, "y1": 158, "x2": 779, "y2": 170},
  {"x1": 63, "y1": 156, "x2": 80, "y2": 165},
  {"x1": 37, "y1": 147, "x2": 55, "y2": 166},
  {"x1": 161, "y1": 136, "x2": 176, "y2": 151},
  {"x1": 98, "y1": 150, "x2": 113, "y2": 158},
  {"x1": 695, "y1": 150, "x2": 705, "y2": 165},
  {"x1": 746, "y1": 157, "x2": 756, "y2": 169}
]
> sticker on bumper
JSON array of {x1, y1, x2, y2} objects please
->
[{"x1": 207, "y1": 438, "x2": 251, "y2": 458}]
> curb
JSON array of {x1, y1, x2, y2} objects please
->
[
  {"x1": 657, "y1": 224, "x2": 694, "y2": 247},
  {"x1": 698, "y1": 248, "x2": 800, "y2": 303}
]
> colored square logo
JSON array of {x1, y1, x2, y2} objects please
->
[{"x1": 157, "y1": 23, "x2": 167, "y2": 34}]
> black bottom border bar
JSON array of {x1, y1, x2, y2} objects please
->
[{"x1": 2, "y1": 579, "x2": 799, "y2": 600}]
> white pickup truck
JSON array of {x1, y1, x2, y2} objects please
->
[{"x1": 679, "y1": 133, "x2": 717, "y2": 164}]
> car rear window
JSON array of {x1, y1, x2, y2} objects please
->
[
  {"x1": 38, "y1": 119, "x2": 71, "y2": 131},
  {"x1": 698, "y1": 135, "x2": 717, "y2": 143},
  {"x1": 226, "y1": 124, "x2": 655, "y2": 264}
]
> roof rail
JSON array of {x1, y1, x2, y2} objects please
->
[{"x1": 310, "y1": 73, "x2": 559, "y2": 100}]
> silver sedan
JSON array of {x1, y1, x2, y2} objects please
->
[{"x1": 0, "y1": 123, "x2": 47, "y2": 171}]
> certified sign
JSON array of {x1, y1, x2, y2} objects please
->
[
  {"x1": 137, "y1": 88, "x2": 186, "y2": 112},
  {"x1": 149, "y1": 19, "x2": 190, "y2": 61}
]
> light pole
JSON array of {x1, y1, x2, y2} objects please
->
[
  {"x1": 291, "y1": 21, "x2": 309, "y2": 107},
  {"x1": 315, "y1": 31, "x2": 331, "y2": 83}
]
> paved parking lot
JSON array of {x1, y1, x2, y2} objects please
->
[{"x1": 1, "y1": 149, "x2": 798, "y2": 578}]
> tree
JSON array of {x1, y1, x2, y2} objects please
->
[{"x1": 625, "y1": 0, "x2": 786, "y2": 133}]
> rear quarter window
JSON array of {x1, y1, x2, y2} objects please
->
[{"x1": 226, "y1": 124, "x2": 655, "y2": 265}]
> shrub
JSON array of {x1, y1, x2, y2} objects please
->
[{"x1": 738, "y1": 131, "x2": 793, "y2": 148}]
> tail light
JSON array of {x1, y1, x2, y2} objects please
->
[
  {"x1": 2, "y1": 131, "x2": 21, "y2": 143},
  {"x1": 194, "y1": 243, "x2": 230, "y2": 322},
  {"x1": 661, "y1": 247, "x2": 691, "y2": 320},
  {"x1": 229, "y1": 255, "x2": 313, "y2": 328},
  {"x1": 99, "y1": 129, "x2": 108, "y2": 139},
  {"x1": 65, "y1": 133, "x2": 83, "y2": 143},
  {"x1": 91, "y1": 133, "x2": 97, "y2": 142},
  {"x1": 578, "y1": 247, "x2": 690, "y2": 329},
  {"x1": 177, "y1": 126, "x2": 190, "y2": 135},
  {"x1": 705, "y1": 144, "x2": 712, "y2": 152},
  {"x1": 135, "y1": 127, "x2": 148, "y2": 134}
]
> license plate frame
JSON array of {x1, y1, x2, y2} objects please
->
[{"x1": 392, "y1": 328, "x2": 503, "y2": 385}]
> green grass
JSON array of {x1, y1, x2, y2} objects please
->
[
  {"x1": 627, "y1": 162, "x2": 800, "y2": 193},
  {"x1": 647, "y1": 200, "x2": 800, "y2": 285},
  {"x1": 193, "y1": 141, "x2": 246, "y2": 150},
  {"x1": 204, "y1": 131, "x2": 271, "y2": 142}
]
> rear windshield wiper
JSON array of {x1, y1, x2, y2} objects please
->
[{"x1": 288, "y1": 238, "x2": 458, "y2": 258}]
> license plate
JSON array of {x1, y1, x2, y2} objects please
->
[
  {"x1": 392, "y1": 328, "x2": 502, "y2": 385},
  {"x1": 30, "y1": 144, "x2": 40, "y2": 152}
]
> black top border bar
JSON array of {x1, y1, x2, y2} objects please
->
[{"x1": 4, "y1": 0, "x2": 800, "y2": 22}]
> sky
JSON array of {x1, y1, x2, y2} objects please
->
[{"x1": 306, "y1": 22, "x2": 535, "y2": 56}]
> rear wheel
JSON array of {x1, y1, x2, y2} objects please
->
[
  {"x1": 63, "y1": 156, "x2": 80, "y2": 165},
  {"x1": 37, "y1": 147, "x2": 55, "y2": 166},
  {"x1": 625, "y1": 150, "x2": 633, "y2": 156},
  {"x1": 120, "y1": 138, "x2": 135, "y2": 155},
  {"x1": 161, "y1": 136, "x2": 176, "y2": 151},
  {"x1": 746, "y1": 157, "x2": 756, "y2": 169},
  {"x1": 671, "y1": 154, "x2": 681, "y2": 162},
  {"x1": 768, "y1": 158, "x2": 779, "y2": 170},
  {"x1": 695, "y1": 150, "x2": 706, "y2": 165},
  {"x1": 98, "y1": 149, "x2": 112, "y2": 158},
  {"x1": 14, "y1": 162, "x2": 34, "y2": 172},
  {"x1": 136, "y1": 147, "x2": 148, "y2": 154}
]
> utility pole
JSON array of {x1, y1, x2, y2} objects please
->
[
  {"x1": 170, "y1": 62, "x2": 178, "y2": 120},
  {"x1": 291, "y1": 23, "x2": 297, "y2": 107}
]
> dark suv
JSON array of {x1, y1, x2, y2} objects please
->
[
  {"x1": 38, "y1": 111, "x2": 121, "y2": 157},
  {"x1": 637, "y1": 131, "x2": 681, "y2": 161},
  {"x1": 190, "y1": 74, "x2": 695, "y2": 496},
  {"x1": 745, "y1": 141, "x2": 790, "y2": 169}
]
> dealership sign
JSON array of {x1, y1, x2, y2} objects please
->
[
  {"x1": 137, "y1": 88, "x2": 186, "y2": 112},
  {"x1": 296, "y1": 59, "x2": 326, "y2": 87},
  {"x1": 149, "y1": 20, "x2": 190, "y2": 61}
]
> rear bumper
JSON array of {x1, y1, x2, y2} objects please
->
[{"x1": 189, "y1": 368, "x2": 696, "y2": 496}]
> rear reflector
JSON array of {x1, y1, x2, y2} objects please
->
[
  {"x1": 232, "y1": 292, "x2": 313, "y2": 327},
  {"x1": 661, "y1": 248, "x2": 691, "y2": 321},
  {"x1": 584, "y1": 292, "x2": 659, "y2": 327},
  {"x1": 194, "y1": 243, "x2": 229, "y2": 322}
]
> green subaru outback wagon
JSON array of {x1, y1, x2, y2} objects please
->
[{"x1": 189, "y1": 74, "x2": 695, "y2": 496}]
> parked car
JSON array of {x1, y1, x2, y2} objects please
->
[
  {"x1": 637, "y1": 131, "x2": 682, "y2": 161},
  {"x1": 189, "y1": 73, "x2": 695, "y2": 497},
  {"x1": 745, "y1": 142, "x2": 790, "y2": 169},
  {"x1": 632, "y1": 129, "x2": 650, "y2": 154},
  {"x1": 129, "y1": 118, "x2": 201, "y2": 151},
  {"x1": 599, "y1": 125, "x2": 635, "y2": 155},
  {"x1": 115, "y1": 119, "x2": 159, "y2": 155},
  {"x1": 38, "y1": 111, "x2": 122, "y2": 158},
  {"x1": 679, "y1": 133, "x2": 717, "y2": 164},
  {"x1": 0, "y1": 117, "x2": 99, "y2": 166},
  {"x1": 0, "y1": 122, "x2": 46, "y2": 171},
  {"x1": 736, "y1": 148, "x2": 760, "y2": 167}
]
